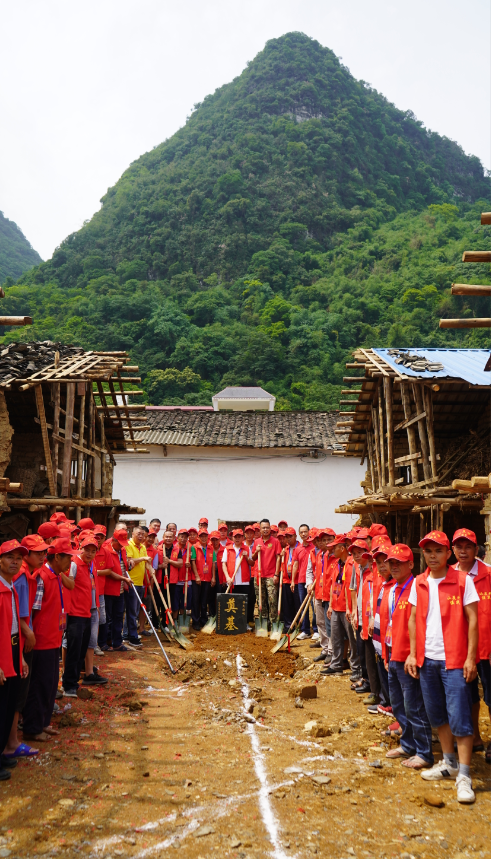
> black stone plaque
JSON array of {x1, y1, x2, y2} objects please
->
[{"x1": 216, "y1": 593, "x2": 248, "y2": 635}]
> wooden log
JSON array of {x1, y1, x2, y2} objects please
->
[
  {"x1": 34, "y1": 386, "x2": 56, "y2": 497},
  {"x1": 401, "y1": 382, "x2": 419, "y2": 483},
  {"x1": 394, "y1": 452, "x2": 422, "y2": 465},
  {"x1": 372, "y1": 407, "x2": 382, "y2": 490},
  {"x1": 342, "y1": 377, "x2": 366, "y2": 383},
  {"x1": 76, "y1": 388, "x2": 86, "y2": 501},
  {"x1": 451, "y1": 284, "x2": 491, "y2": 296},
  {"x1": 439, "y1": 318, "x2": 491, "y2": 329},
  {"x1": 367, "y1": 432, "x2": 376, "y2": 493},
  {"x1": 462, "y1": 251, "x2": 490, "y2": 263},
  {"x1": 339, "y1": 400, "x2": 363, "y2": 405},
  {"x1": 61, "y1": 383, "x2": 75, "y2": 497},
  {"x1": 378, "y1": 384, "x2": 386, "y2": 487},
  {"x1": 471, "y1": 475, "x2": 491, "y2": 489},
  {"x1": 394, "y1": 411, "x2": 426, "y2": 432},
  {"x1": 452, "y1": 479, "x2": 473, "y2": 491},
  {"x1": 7, "y1": 483, "x2": 23, "y2": 493},
  {"x1": 109, "y1": 377, "x2": 141, "y2": 383},
  {"x1": 341, "y1": 389, "x2": 363, "y2": 394},
  {"x1": 51, "y1": 383, "x2": 60, "y2": 493},
  {"x1": 481, "y1": 212, "x2": 491, "y2": 225},
  {"x1": 7, "y1": 496, "x2": 120, "y2": 507},
  {"x1": 96, "y1": 404, "x2": 146, "y2": 411},
  {"x1": 383, "y1": 375, "x2": 395, "y2": 488},
  {"x1": 423, "y1": 386, "x2": 438, "y2": 479},
  {"x1": 0, "y1": 316, "x2": 33, "y2": 325},
  {"x1": 345, "y1": 363, "x2": 366, "y2": 368},
  {"x1": 412, "y1": 383, "x2": 431, "y2": 482}
]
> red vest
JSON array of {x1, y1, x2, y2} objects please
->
[
  {"x1": 313, "y1": 550, "x2": 325, "y2": 601},
  {"x1": 66, "y1": 556, "x2": 96, "y2": 618},
  {"x1": 223, "y1": 545, "x2": 250, "y2": 584},
  {"x1": 415, "y1": 567, "x2": 470, "y2": 669},
  {"x1": 0, "y1": 581, "x2": 23, "y2": 676},
  {"x1": 322, "y1": 554, "x2": 336, "y2": 601},
  {"x1": 330, "y1": 557, "x2": 348, "y2": 611},
  {"x1": 103, "y1": 546, "x2": 127, "y2": 597},
  {"x1": 360, "y1": 566, "x2": 376, "y2": 640},
  {"x1": 282, "y1": 543, "x2": 298, "y2": 585},
  {"x1": 168, "y1": 545, "x2": 184, "y2": 584},
  {"x1": 454, "y1": 560, "x2": 491, "y2": 661},
  {"x1": 378, "y1": 579, "x2": 394, "y2": 663},
  {"x1": 94, "y1": 546, "x2": 113, "y2": 598},
  {"x1": 195, "y1": 543, "x2": 215, "y2": 583},
  {"x1": 14, "y1": 561, "x2": 38, "y2": 618},
  {"x1": 32, "y1": 563, "x2": 64, "y2": 650},
  {"x1": 389, "y1": 578, "x2": 414, "y2": 661}
]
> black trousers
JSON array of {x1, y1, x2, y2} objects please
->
[
  {"x1": 364, "y1": 637, "x2": 381, "y2": 697},
  {"x1": 62, "y1": 615, "x2": 91, "y2": 692},
  {"x1": 192, "y1": 581, "x2": 210, "y2": 626},
  {"x1": 356, "y1": 626, "x2": 368, "y2": 679},
  {"x1": 208, "y1": 583, "x2": 218, "y2": 616},
  {"x1": 0, "y1": 642, "x2": 20, "y2": 754},
  {"x1": 281, "y1": 583, "x2": 296, "y2": 631},
  {"x1": 15, "y1": 648, "x2": 34, "y2": 713},
  {"x1": 247, "y1": 578, "x2": 256, "y2": 623},
  {"x1": 105, "y1": 593, "x2": 124, "y2": 648},
  {"x1": 23, "y1": 648, "x2": 59, "y2": 736}
]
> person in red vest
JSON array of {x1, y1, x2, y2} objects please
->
[
  {"x1": 351, "y1": 539, "x2": 381, "y2": 706},
  {"x1": 37, "y1": 522, "x2": 61, "y2": 545},
  {"x1": 292, "y1": 524, "x2": 311, "y2": 639},
  {"x1": 222, "y1": 529, "x2": 251, "y2": 600},
  {"x1": 306, "y1": 529, "x2": 330, "y2": 655},
  {"x1": 152, "y1": 528, "x2": 181, "y2": 627},
  {"x1": 22, "y1": 538, "x2": 74, "y2": 744},
  {"x1": 382, "y1": 545, "x2": 433, "y2": 770},
  {"x1": 3, "y1": 535, "x2": 48, "y2": 759},
  {"x1": 208, "y1": 530, "x2": 222, "y2": 616},
  {"x1": 324, "y1": 535, "x2": 360, "y2": 676},
  {"x1": 244, "y1": 525, "x2": 257, "y2": 625},
  {"x1": 101, "y1": 528, "x2": 132, "y2": 651},
  {"x1": 281, "y1": 528, "x2": 299, "y2": 632},
  {"x1": 0, "y1": 541, "x2": 30, "y2": 781},
  {"x1": 406, "y1": 530, "x2": 479, "y2": 804},
  {"x1": 369, "y1": 538, "x2": 393, "y2": 716},
  {"x1": 252, "y1": 519, "x2": 282, "y2": 629},
  {"x1": 452, "y1": 528, "x2": 491, "y2": 763},
  {"x1": 192, "y1": 529, "x2": 215, "y2": 630},
  {"x1": 61, "y1": 535, "x2": 98, "y2": 697}
]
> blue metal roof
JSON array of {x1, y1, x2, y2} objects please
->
[{"x1": 373, "y1": 348, "x2": 491, "y2": 387}]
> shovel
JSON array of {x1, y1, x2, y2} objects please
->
[
  {"x1": 271, "y1": 591, "x2": 311, "y2": 653},
  {"x1": 178, "y1": 543, "x2": 191, "y2": 633},
  {"x1": 146, "y1": 566, "x2": 173, "y2": 642},
  {"x1": 149, "y1": 567, "x2": 192, "y2": 650},
  {"x1": 270, "y1": 569, "x2": 283, "y2": 640},
  {"x1": 255, "y1": 549, "x2": 269, "y2": 637},
  {"x1": 202, "y1": 579, "x2": 233, "y2": 634}
]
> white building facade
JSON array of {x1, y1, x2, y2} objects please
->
[{"x1": 113, "y1": 408, "x2": 364, "y2": 532}]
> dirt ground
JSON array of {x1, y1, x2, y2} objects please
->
[{"x1": 0, "y1": 627, "x2": 490, "y2": 859}]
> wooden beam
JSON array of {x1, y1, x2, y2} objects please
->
[
  {"x1": 61, "y1": 383, "x2": 75, "y2": 497},
  {"x1": 394, "y1": 452, "x2": 422, "y2": 465},
  {"x1": 35, "y1": 385, "x2": 56, "y2": 497},
  {"x1": 401, "y1": 382, "x2": 419, "y2": 483},
  {"x1": 481, "y1": 212, "x2": 491, "y2": 225},
  {"x1": 372, "y1": 405, "x2": 382, "y2": 490},
  {"x1": 339, "y1": 400, "x2": 362, "y2": 405},
  {"x1": 341, "y1": 389, "x2": 363, "y2": 394},
  {"x1": 394, "y1": 411, "x2": 426, "y2": 432},
  {"x1": 7, "y1": 496, "x2": 121, "y2": 508},
  {"x1": 345, "y1": 363, "x2": 366, "y2": 368},
  {"x1": 422, "y1": 386, "x2": 438, "y2": 481},
  {"x1": 378, "y1": 384, "x2": 386, "y2": 487},
  {"x1": 96, "y1": 404, "x2": 146, "y2": 411},
  {"x1": 0, "y1": 316, "x2": 33, "y2": 326},
  {"x1": 76, "y1": 387, "x2": 86, "y2": 499},
  {"x1": 412, "y1": 383, "x2": 431, "y2": 482},
  {"x1": 440, "y1": 318, "x2": 491, "y2": 329},
  {"x1": 451, "y1": 283, "x2": 491, "y2": 296},
  {"x1": 383, "y1": 375, "x2": 395, "y2": 487},
  {"x1": 342, "y1": 377, "x2": 366, "y2": 383},
  {"x1": 462, "y1": 250, "x2": 491, "y2": 263}
]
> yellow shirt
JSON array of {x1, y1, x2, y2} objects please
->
[{"x1": 125, "y1": 538, "x2": 147, "y2": 586}]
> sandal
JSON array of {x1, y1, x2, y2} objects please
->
[
  {"x1": 401, "y1": 755, "x2": 432, "y2": 769},
  {"x1": 23, "y1": 732, "x2": 51, "y2": 742},
  {"x1": 2, "y1": 743, "x2": 39, "y2": 758},
  {"x1": 43, "y1": 726, "x2": 60, "y2": 736},
  {"x1": 386, "y1": 746, "x2": 410, "y2": 759}
]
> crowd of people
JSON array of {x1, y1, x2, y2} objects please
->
[{"x1": 0, "y1": 513, "x2": 489, "y2": 806}]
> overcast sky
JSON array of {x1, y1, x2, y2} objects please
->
[{"x1": 1, "y1": 0, "x2": 490, "y2": 261}]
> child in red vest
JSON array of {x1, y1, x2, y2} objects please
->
[
  {"x1": 61, "y1": 536, "x2": 98, "y2": 697},
  {"x1": 22, "y1": 537, "x2": 74, "y2": 742},
  {"x1": 406, "y1": 530, "x2": 479, "y2": 804},
  {"x1": 0, "y1": 541, "x2": 29, "y2": 781},
  {"x1": 192, "y1": 529, "x2": 215, "y2": 630},
  {"x1": 452, "y1": 528, "x2": 491, "y2": 763}
]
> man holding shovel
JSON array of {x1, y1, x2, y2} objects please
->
[{"x1": 252, "y1": 520, "x2": 281, "y2": 630}]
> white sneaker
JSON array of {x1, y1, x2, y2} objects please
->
[
  {"x1": 311, "y1": 632, "x2": 320, "y2": 641},
  {"x1": 94, "y1": 645, "x2": 104, "y2": 656},
  {"x1": 421, "y1": 759, "x2": 459, "y2": 781},
  {"x1": 297, "y1": 632, "x2": 309, "y2": 640},
  {"x1": 456, "y1": 774, "x2": 475, "y2": 803}
]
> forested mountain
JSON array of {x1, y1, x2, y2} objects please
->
[
  {"x1": 4, "y1": 32, "x2": 490, "y2": 409},
  {"x1": 0, "y1": 211, "x2": 42, "y2": 285}
]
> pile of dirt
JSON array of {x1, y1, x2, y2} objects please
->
[{"x1": 172, "y1": 632, "x2": 298, "y2": 681}]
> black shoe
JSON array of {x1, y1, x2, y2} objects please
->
[
  {"x1": 128, "y1": 638, "x2": 143, "y2": 648},
  {"x1": 83, "y1": 673, "x2": 108, "y2": 685},
  {"x1": 309, "y1": 642, "x2": 322, "y2": 649},
  {"x1": 321, "y1": 666, "x2": 344, "y2": 676},
  {"x1": 1, "y1": 756, "x2": 18, "y2": 769},
  {"x1": 0, "y1": 768, "x2": 11, "y2": 781},
  {"x1": 355, "y1": 681, "x2": 371, "y2": 694},
  {"x1": 313, "y1": 653, "x2": 326, "y2": 663}
]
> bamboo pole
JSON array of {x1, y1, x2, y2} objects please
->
[
  {"x1": 462, "y1": 251, "x2": 491, "y2": 263},
  {"x1": 451, "y1": 284, "x2": 491, "y2": 296},
  {"x1": 0, "y1": 316, "x2": 33, "y2": 326},
  {"x1": 412, "y1": 383, "x2": 431, "y2": 482},
  {"x1": 423, "y1": 387, "x2": 437, "y2": 479},
  {"x1": 372, "y1": 406, "x2": 382, "y2": 490},
  {"x1": 51, "y1": 383, "x2": 60, "y2": 492},
  {"x1": 378, "y1": 384, "x2": 386, "y2": 488},
  {"x1": 61, "y1": 383, "x2": 75, "y2": 498},
  {"x1": 439, "y1": 318, "x2": 490, "y2": 329},
  {"x1": 383, "y1": 375, "x2": 395, "y2": 487},
  {"x1": 75, "y1": 387, "x2": 86, "y2": 521},
  {"x1": 367, "y1": 432, "x2": 376, "y2": 493},
  {"x1": 401, "y1": 382, "x2": 419, "y2": 484},
  {"x1": 35, "y1": 385, "x2": 56, "y2": 496},
  {"x1": 481, "y1": 213, "x2": 491, "y2": 225}
]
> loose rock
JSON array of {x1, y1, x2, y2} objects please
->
[
  {"x1": 194, "y1": 825, "x2": 215, "y2": 837},
  {"x1": 424, "y1": 794, "x2": 445, "y2": 808},
  {"x1": 289, "y1": 684, "x2": 317, "y2": 700}
]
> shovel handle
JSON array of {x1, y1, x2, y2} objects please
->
[
  {"x1": 287, "y1": 591, "x2": 311, "y2": 633},
  {"x1": 298, "y1": 592, "x2": 312, "y2": 627},
  {"x1": 257, "y1": 547, "x2": 262, "y2": 612},
  {"x1": 277, "y1": 569, "x2": 283, "y2": 616},
  {"x1": 149, "y1": 566, "x2": 175, "y2": 628}
]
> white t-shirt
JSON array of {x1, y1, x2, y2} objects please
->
[
  {"x1": 409, "y1": 572, "x2": 479, "y2": 661},
  {"x1": 221, "y1": 546, "x2": 243, "y2": 584}
]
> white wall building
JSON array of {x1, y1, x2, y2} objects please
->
[{"x1": 113, "y1": 406, "x2": 364, "y2": 532}]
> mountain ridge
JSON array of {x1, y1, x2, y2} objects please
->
[{"x1": 0, "y1": 210, "x2": 42, "y2": 285}]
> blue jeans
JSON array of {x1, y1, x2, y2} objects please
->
[
  {"x1": 105, "y1": 593, "x2": 124, "y2": 648},
  {"x1": 295, "y1": 583, "x2": 310, "y2": 634},
  {"x1": 388, "y1": 660, "x2": 433, "y2": 763},
  {"x1": 124, "y1": 585, "x2": 143, "y2": 641},
  {"x1": 377, "y1": 657, "x2": 390, "y2": 707},
  {"x1": 419, "y1": 657, "x2": 473, "y2": 738}
]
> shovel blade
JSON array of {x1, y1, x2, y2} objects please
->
[
  {"x1": 201, "y1": 616, "x2": 216, "y2": 634},
  {"x1": 271, "y1": 634, "x2": 287, "y2": 653},
  {"x1": 289, "y1": 626, "x2": 300, "y2": 643},
  {"x1": 256, "y1": 626, "x2": 269, "y2": 638}
]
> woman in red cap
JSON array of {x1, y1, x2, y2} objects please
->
[{"x1": 61, "y1": 536, "x2": 99, "y2": 697}]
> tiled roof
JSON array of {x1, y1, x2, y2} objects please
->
[{"x1": 134, "y1": 409, "x2": 345, "y2": 450}]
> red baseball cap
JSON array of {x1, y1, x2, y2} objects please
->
[
  {"x1": 177, "y1": 528, "x2": 189, "y2": 536},
  {"x1": 199, "y1": 517, "x2": 209, "y2": 525},
  {"x1": 278, "y1": 520, "x2": 288, "y2": 528},
  {"x1": 80, "y1": 536, "x2": 98, "y2": 549},
  {"x1": 369, "y1": 523, "x2": 388, "y2": 538},
  {"x1": 209, "y1": 530, "x2": 221, "y2": 539},
  {"x1": 244, "y1": 524, "x2": 255, "y2": 532},
  {"x1": 21, "y1": 534, "x2": 49, "y2": 552},
  {"x1": 348, "y1": 539, "x2": 370, "y2": 553},
  {"x1": 94, "y1": 525, "x2": 107, "y2": 536},
  {"x1": 112, "y1": 528, "x2": 129, "y2": 546},
  {"x1": 38, "y1": 522, "x2": 61, "y2": 539},
  {"x1": 318, "y1": 528, "x2": 333, "y2": 538},
  {"x1": 270, "y1": 524, "x2": 279, "y2": 533},
  {"x1": 419, "y1": 530, "x2": 450, "y2": 549},
  {"x1": 284, "y1": 527, "x2": 296, "y2": 536},
  {"x1": 218, "y1": 523, "x2": 228, "y2": 531},
  {"x1": 452, "y1": 528, "x2": 477, "y2": 546},
  {"x1": 332, "y1": 534, "x2": 349, "y2": 547},
  {"x1": 346, "y1": 530, "x2": 359, "y2": 540},
  {"x1": 198, "y1": 528, "x2": 209, "y2": 537},
  {"x1": 385, "y1": 544, "x2": 414, "y2": 563},
  {"x1": 50, "y1": 512, "x2": 74, "y2": 525},
  {"x1": 232, "y1": 529, "x2": 244, "y2": 537},
  {"x1": 356, "y1": 528, "x2": 370, "y2": 539},
  {"x1": 371, "y1": 536, "x2": 392, "y2": 557},
  {"x1": 253, "y1": 523, "x2": 260, "y2": 530},
  {"x1": 78, "y1": 517, "x2": 95, "y2": 531},
  {"x1": 0, "y1": 539, "x2": 28, "y2": 557},
  {"x1": 47, "y1": 538, "x2": 75, "y2": 555},
  {"x1": 188, "y1": 526, "x2": 198, "y2": 534}
]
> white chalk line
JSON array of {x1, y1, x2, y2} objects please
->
[{"x1": 236, "y1": 654, "x2": 292, "y2": 859}]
